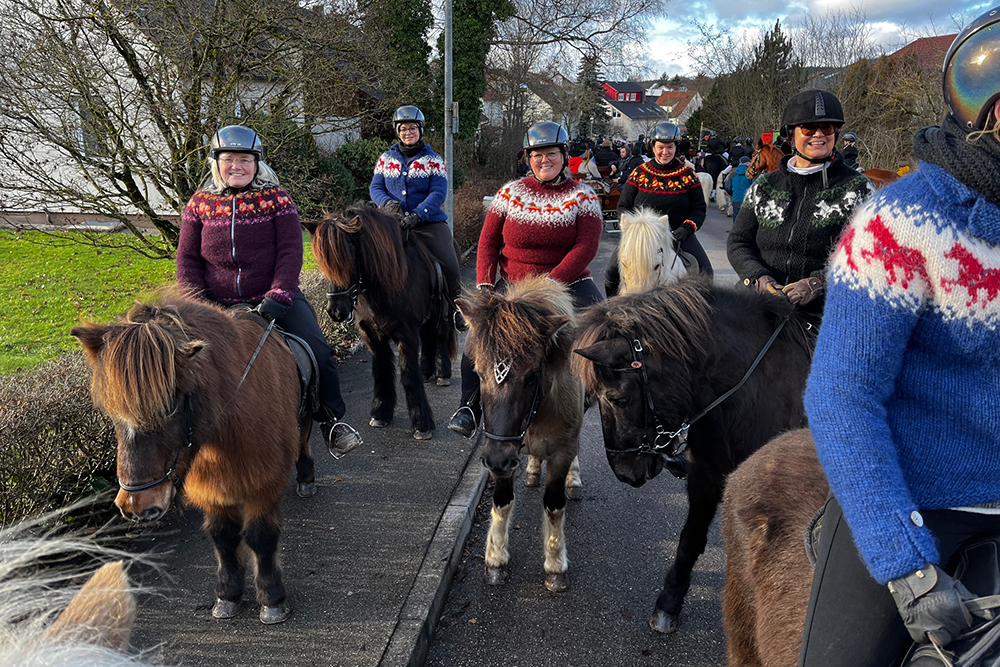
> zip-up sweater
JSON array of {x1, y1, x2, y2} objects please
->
[
  {"x1": 477, "y1": 176, "x2": 602, "y2": 286},
  {"x1": 176, "y1": 186, "x2": 302, "y2": 306},
  {"x1": 369, "y1": 144, "x2": 448, "y2": 223},
  {"x1": 728, "y1": 154, "x2": 873, "y2": 286},
  {"x1": 617, "y1": 159, "x2": 706, "y2": 235},
  {"x1": 805, "y1": 162, "x2": 1000, "y2": 583}
]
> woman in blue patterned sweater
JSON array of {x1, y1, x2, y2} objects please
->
[
  {"x1": 370, "y1": 105, "x2": 464, "y2": 330},
  {"x1": 799, "y1": 9, "x2": 1000, "y2": 664}
]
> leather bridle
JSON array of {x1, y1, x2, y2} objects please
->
[
  {"x1": 118, "y1": 394, "x2": 194, "y2": 492},
  {"x1": 481, "y1": 363, "x2": 545, "y2": 446},
  {"x1": 327, "y1": 276, "x2": 364, "y2": 324}
]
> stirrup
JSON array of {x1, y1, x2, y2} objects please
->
[
  {"x1": 323, "y1": 420, "x2": 362, "y2": 459},
  {"x1": 448, "y1": 405, "x2": 479, "y2": 439}
]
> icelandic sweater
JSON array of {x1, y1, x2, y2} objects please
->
[
  {"x1": 369, "y1": 143, "x2": 448, "y2": 223},
  {"x1": 728, "y1": 154, "x2": 873, "y2": 287},
  {"x1": 804, "y1": 162, "x2": 1000, "y2": 584},
  {"x1": 176, "y1": 186, "x2": 302, "y2": 306},
  {"x1": 617, "y1": 159, "x2": 707, "y2": 235},
  {"x1": 477, "y1": 176, "x2": 602, "y2": 286}
]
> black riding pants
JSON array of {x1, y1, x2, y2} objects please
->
[
  {"x1": 273, "y1": 290, "x2": 346, "y2": 423},
  {"x1": 458, "y1": 277, "x2": 603, "y2": 408},
  {"x1": 679, "y1": 234, "x2": 713, "y2": 277},
  {"x1": 799, "y1": 496, "x2": 1000, "y2": 667},
  {"x1": 411, "y1": 222, "x2": 461, "y2": 302}
]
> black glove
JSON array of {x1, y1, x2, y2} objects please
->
[
  {"x1": 888, "y1": 563, "x2": 976, "y2": 647},
  {"x1": 379, "y1": 200, "x2": 403, "y2": 216},
  {"x1": 400, "y1": 213, "x2": 421, "y2": 230},
  {"x1": 256, "y1": 297, "x2": 290, "y2": 321},
  {"x1": 781, "y1": 276, "x2": 825, "y2": 306},
  {"x1": 671, "y1": 225, "x2": 692, "y2": 244}
]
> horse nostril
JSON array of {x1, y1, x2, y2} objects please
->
[{"x1": 139, "y1": 507, "x2": 163, "y2": 522}]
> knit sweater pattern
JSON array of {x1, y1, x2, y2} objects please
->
[
  {"x1": 369, "y1": 144, "x2": 448, "y2": 223},
  {"x1": 617, "y1": 160, "x2": 706, "y2": 234},
  {"x1": 728, "y1": 155, "x2": 873, "y2": 285},
  {"x1": 477, "y1": 177, "x2": 602, "y2": 286},
  {"x1": 177, "y1": 186, "x2": 302, "y2": 306},
  {"x1": 805, "y1": 162, "x2": 1000, "y2": 584}
]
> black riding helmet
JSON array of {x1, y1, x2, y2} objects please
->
[
  {"x1": 210, "y1": 125, "x2": 263, "y2": 159},
  {"x1": 524, "y1": 121, "x2": 569, "y2": 152},
  {"x1": 781, "y1": 89, "x2": 845, "y2": 165},
  {"x1": 650, "y1": 121, "x2": 681, "y2": 144},
  {"x1": 393, "y1": 105, "x2": 425, "y2": 140},
  {"x1": 943, "y1": 6, "x2": 1000, "y2": 130}
]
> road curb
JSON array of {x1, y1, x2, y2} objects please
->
[{"x1": 378, "y1": 442, "x2": 487, "y2": 667}]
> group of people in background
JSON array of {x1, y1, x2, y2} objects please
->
[{"x1": 165, "y1": 5, "x2": 1000, "y2": 663}]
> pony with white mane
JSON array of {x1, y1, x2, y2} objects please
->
[
  {"x1": 0, "y1": 504, "x2": 156, "y2": 667},
  {"x1": 616, "y1": 208, "x2": 689, "y2": 295}
]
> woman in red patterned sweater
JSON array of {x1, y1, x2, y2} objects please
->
[
  {"x1": 448, "y1": 121, "x2": 603, "y2": 437},
  {"x1": 176, "y1": 125, "x2": 361, "y2": 457}
]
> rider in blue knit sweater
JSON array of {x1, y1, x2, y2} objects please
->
[{"x1": 799, "y1": 9, "x2": 1000, "y2": 664}]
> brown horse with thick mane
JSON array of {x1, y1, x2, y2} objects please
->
[
  {"x1": 72, "y1": 293, "x2": 315, "y2": 625},
  {"x1": 746, "y1": 140, "x2": 784, "y2": 180}
]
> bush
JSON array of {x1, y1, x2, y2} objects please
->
[
  {"x1": 452, "y1": 179, "x2": 502, "y2": 255},
  {"x1": 334, "y1": 138, "x2": 390, "y2": 204},
  {"x1": 0, "y1": 353, "x2": 116, "y2": 526}
]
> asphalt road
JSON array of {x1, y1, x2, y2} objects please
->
[{"x1": 426, "y1": 202, "x2": 738, "y2": 667}]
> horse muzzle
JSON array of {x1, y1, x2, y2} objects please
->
[
  {"x1": 115, "y1": 484, "x2": 173, "y2": 522},
  {"x1": 481, "y1": 443, "x2": 521, "y2": 478},
  {"x1": 326, "y1": 300, "x2": 354, "y2": 323},
  {"x1": 606, "y1": 450, "x2": 664, "y2": 488}
]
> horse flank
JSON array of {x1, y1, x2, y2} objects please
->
[
  {"x1": 314, "y1": 206, "x2": 408, "y2": 294},
  {"x1": 571, "y1": 278, "x2": 714, "y2": 394}
]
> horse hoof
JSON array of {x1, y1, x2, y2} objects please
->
[
  {"x1": 565, "y1": 485, "x2": 581, "y2": 501},
  {"x1": 259, "y1": 604, "x2": 291, "y2": 625},
  {"x1": 436, "y1": 377, "x2": 451, "y2": 387},
  {"x1": 544, "y1": 572, "x2": 570, "y2": 592},
  {"x1": 413, "y1": 429, "x2": 433, "y2": 440},
  {"x1": 485, "y1": 566, "x2": 508, "y2": 586},
  {"x1": 524, "y1": 473, "x2": 541, "y2": 487},
  {"x1": 212, "y1": 598, "x2": 242, "y2": 619},
  {"x1": 370, "y1": 417, "x2": 390, "y2": 428},
  {"x1": 296, "y1": 482, "x2": 317, "y2": 498},
  {"x1": 648, "y1": 609, "x2": 679, "y2": 634}
]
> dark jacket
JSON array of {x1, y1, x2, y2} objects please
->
[
  {"x1": 594, "y1": 148, "x2": 618, "y2": 167},
  {"x1": 615, "y1": 155, "x2": 645, "y2": 185},
  {"x1": 727, "y1": 153, "x2": 873, "y2": 300},
  {"x1": 842, "y1": 145, "x2": 859, "y2": 169},
  {"x1": 617, "y1": 158, "x2": 707, "y2": 235}
]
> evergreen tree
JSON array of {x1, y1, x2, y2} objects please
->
[
  {"x1": 361, "y1": 0, "x2": 434, "y2": 113},
  {"x1": 574, "y1": 51, "x2": 609, "y2": 139}
]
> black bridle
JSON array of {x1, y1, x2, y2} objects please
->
[
  {"x1": 481, "y1": 363, "x2": 545, "y2": 445},
  {"x1": 603, "y1": 316, "x2": 789, "y2": 479},
  {"x1": 327, "y1": 277, "x2": 364, "y2": 324},
  {"x1": 118, "y1": 394, "x2": 194, "y2": 492}
]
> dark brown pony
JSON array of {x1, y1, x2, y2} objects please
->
[
  {"x1": 305, "y1": 206, "x2": 455, "y2": 439},
  {"x1": 746, "y1": 140, "x2": 784, "y2": 180},
  {"x1": 861, "y1": 168, "x2": 902, "y2": 189},
  {"x1": 72, "y1": 293, "x2": 314, "y2": 625},
  {"x1": 721, "y1": 428, "x2": 826, "y2": 667},
  {"x1": 457, "y1": 275, "x2": 583, "y2": 592}
]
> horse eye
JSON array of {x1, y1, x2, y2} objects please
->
[
  {"x1": 608, "y1": 395, "x2": 630, "y2": 407},
  {"x1": 652, "y1": 264, "x2": 661, "y2": 272}
]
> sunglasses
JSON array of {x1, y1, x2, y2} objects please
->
[{"x1": 797, "y1": 123, "x2": 838, "y2": 137}]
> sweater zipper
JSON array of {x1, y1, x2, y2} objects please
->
[
  {"x1": 785, "y1": 196, "x2": 805, "y2": 279},
  {"x1": 230, "y1": 194, "x2": 243, "y2": 299}
]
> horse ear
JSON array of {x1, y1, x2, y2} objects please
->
[
  {"x1": 178, "y1": 339, "x2": 206, "y2": 359},
  {"x1": 455, "y1": 298, "x2": 481, "y2": 329},
  {"x1": 619, "y1": 212, "x2": 632, "y2": 230},
  {"x1": 543, "y1": 314, "x2": 571, "y2": 341},
  {"x1": 47, "y1": 561, "x2": 136, "y2": 650},
  {"x1": 71, "y1": 324, "x2": 108, "y2": 358},
  {"x1": 573, "y1": 339, "x2": 627, "y2": 367},
  {"x1": 301, "y1": 220, "x2": 318, "y2": 235}
]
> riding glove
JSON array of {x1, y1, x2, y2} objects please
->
[
  {"x1": 400, "y1": 213, "x2": 421, "y2": 230},
  {"x1": 379, "y1": 200, "x2": 403, "y2": 216},
  {"x1": 782, "y1": 277, "x2": 824, "y2": 306},
  {"x1": 753, "y1": 275, "x2": 784, "y2": 296},
  {"x1": 888, "y1": 563, "x2": 976, "y2": 647},
  {"x1": 671, "y1": 225, "x2": 692, "y2": 244},
  {"x1": 256, "y1": 297, "x2": 289, "y2": 321}
]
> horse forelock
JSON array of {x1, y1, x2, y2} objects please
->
[
  {"x1": 352, "y1": 207, "x2": 407, "y2": 293},
  {"x1": 619, "y1": 208, "x2": 671, "y2": 295},
  {"x1": 313, "y1": 212, "x2": 359, "y2": 287}
]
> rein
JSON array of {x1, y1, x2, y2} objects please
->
[
  {"x1": 118, "y1": 394, "x2": 194, "y2": 492},
  {"x1": 605, "y1": 315, "x2": 789, "y2": 478},
  {"x1": 481, "y1": 363, "x2": 545, "y2": 445}
]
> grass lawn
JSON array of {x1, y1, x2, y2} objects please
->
[{"x1": 1, "y1": 230, "x2": 318, "y2": 375}]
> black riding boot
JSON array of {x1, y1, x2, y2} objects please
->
[{"x1": 448, "y1": 354, "x2": 480, "y2": 438}]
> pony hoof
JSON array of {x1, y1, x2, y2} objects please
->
[
  {"x1": 565, "y1": 485, "x2": 581, "y2": 501},
  {"x1": 485, "y1": 566, "x2": 508, "y2": 586},
  {"x1": 436, "y1": 377, "x2": 451, "y2": 387},
  {"x1": 259, "y1": 604, "x2": 291, "y2": 625},
  {"x1": 413, "y1": 429, "x2": 433, "y2": 440},
  {"x1": 648, "y1": 609, "x2": 679, "y2": 634},
  {"x1": 544, "y1": 572, "x2": 570, "y2": 592},
  {"x1": 524, "y1": 473, "x2": 541, "y2": 487},
  {"x1": 212, "y1": 598, "x2": 242, "y2": 619},
  {"x1": 296, "y1": 482, "x2": 317, "y2": 498},
  {"x1": 370, "y1": 417, "x2": 390, "y2": 428}
]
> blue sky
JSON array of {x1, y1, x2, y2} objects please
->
[{"x1": 645, "y1": 0, "x2": 990, "y2": 76}]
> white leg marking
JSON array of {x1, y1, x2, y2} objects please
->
[
  {"x1": 485, "y1": 498, "x2": 514, "y2": 569},
  {"x1": 565, "y1": 456, "x2": 582, "y2": 489},
  {"x1": 542, "y1": 507, "x2": 568, "y2": 574},
  {"x1": 526, "y1": 455, "x2": 542, "y2": 477}
]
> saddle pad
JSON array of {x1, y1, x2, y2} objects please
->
[{"x1": 278, "y1": 330, "x2": 320, "y2": 421}]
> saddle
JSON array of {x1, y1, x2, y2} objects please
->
[{"x1": 805, "y1": 505, "x2": 1000, "y2": 666}]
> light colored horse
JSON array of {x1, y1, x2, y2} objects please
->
[
  {"x1": 0, "y1": 504, "x2": 157, "y2": 667},
  {"x1": 618, "y1": 208, "x2": 689, "y2": 295},
  {"x1": 697, "y1": 172, "x2": 714, "y2": 206},
  {"x1": 716, "y1": 172, "x2": 730, "y2": 212}
]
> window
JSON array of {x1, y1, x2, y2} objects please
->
[
  {"x1": 617, "y1": 93, "x2": 624, "y2": 101},
  {"x1": 73, "y1": 99, "x2": 107, "y2": 159}
]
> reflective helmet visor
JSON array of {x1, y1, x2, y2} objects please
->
[{"x1": 944, "y1": 16, "x2": 1000, "y2": 129}]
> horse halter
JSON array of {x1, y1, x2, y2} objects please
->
[
  {"x1": 327, "y1": 276, "x2": 364, "y2": 324},
  {"x1": 481, "y1": 359, "x2": 545, "y2": 446},
  {"x1": 118, "y1": 394, "x2": 195, "y2": 493}
]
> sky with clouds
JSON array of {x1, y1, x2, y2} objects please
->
[{"x1": 645, "y1": 0, "x2": 990, "y2": 77}]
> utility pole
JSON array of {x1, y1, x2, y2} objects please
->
[{"x1": 444, "y1": 0, "x2": 454, "y2": 231}]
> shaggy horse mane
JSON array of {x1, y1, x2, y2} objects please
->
[
  {"x1": 618, "y1": 207, "x2": 672, "y2": 295},
  {"x1": 465, "y1": 275, "x2": 575, "y2": 363},
  {"x1": 313, "y1": 205, "x2": 408, "y2": 294}
]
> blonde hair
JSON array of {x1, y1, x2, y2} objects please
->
[{"x1": 206, "y1": 153, "x2": 281, "y2": 192}]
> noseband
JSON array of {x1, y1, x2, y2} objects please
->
[
  {"x1": 118, "y1": 394, "x2": 194, "y2": 493},
  {"x1": 327, "y1": 277, "x2": 364, "y2": 324},
  {"x1": 481, "y1": 361, "x2": 545, "y2": 445},
  {"x1": 604, "y1": 316, "x2": 789, "y2": 479}
]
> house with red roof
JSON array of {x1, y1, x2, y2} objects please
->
[{"x1": 888, "y1": 34, "x2": 956, "y2": 69}]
